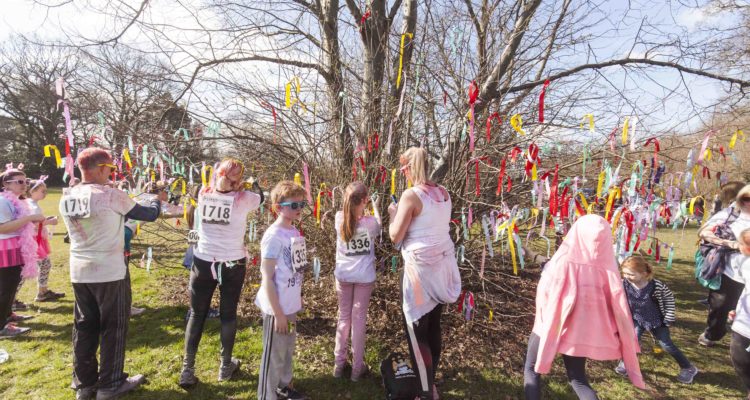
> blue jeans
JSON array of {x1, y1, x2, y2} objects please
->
[{"x1": 636, "y1": 325, "x2": 691, "y2": 369}]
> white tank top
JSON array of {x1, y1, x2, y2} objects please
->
[{"x1": 403, "y1": 185, "x2": 451, "y2": 245}]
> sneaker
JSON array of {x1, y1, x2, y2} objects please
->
[
  {"x1": 676, "y1": 365, "x2": 699, "y2": 384},
  {"x1": 332, "y1": 364, "x2": 345, "y2": 378},
  {"x1": 0, "y1": 323, "x2": 31, "y2": 338},
  {"x1": 8, "y1": 312, "x2": 33, "y2": 322},
  {"x1": 698, "y1": 333, "x2": 716, "y2": 347},
  {"x1": 614, "y1": 360, "x2": 627, "y2": 376},
  {"x1": 35, "y1": 290, "x2": 65, "y2": 302},
  {"x1": 351, "y1": 364, "x2": 369, "y2": 382},
  {"x1": 276, "y1": 386, "x2": 308, "y2": 400},
  {"x1": 178, "y1": 366, "x2": 199, "y2": 389},
  {"x1": 130, "y1": 307, "x2": 145, "y2": 317},
  {"x1": 218, "y1": 358, "x2": 240, "y2": 381},
  {"x1": 12, "y1": 300, "x2": 28, "y2": 311},
  {"x1": 76, "y1": 387, "x2": 96, "y2": 400},
  {"x1": 95, "y1": 374, "x2": 146, "y2": 399}
]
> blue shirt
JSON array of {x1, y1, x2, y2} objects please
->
[{"x1": 624, "y1": 279, "x2": 662, "y2": 330}]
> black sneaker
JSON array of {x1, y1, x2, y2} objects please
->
[
  {"x1": 179, "y1": 366, "x2": 199, "y2": 389},
  {"x1": 276, "y1": 386, "x2": 308, "y2": 400},
  {"x1": 12, "y1": 300, "x2": 28, "y2": 311},
  {"x1": 218, "y1": 358, "x2": 240, "y2": 381}
]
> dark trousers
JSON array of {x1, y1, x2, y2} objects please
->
[
  {"x1": 705, "y1": 276, "x2": 744, "y2": 341},
  {"x1": 0, "y1": 265, "x2": 22, "y2": 327},
  {"x1": 731, "y1": 332, "x2": 750, "y2": 394},
  {"x1": 72, "y1": 274, "x2": 132, "y2": 391},
  {"x1": 404, "y1": 304, "x2": 443, "y2": 400},
  {"x1": 636, "y1": 325, "x2": 691, "y2": 369},
  {"x1": 524, "y1": 333, "x2": 599, "y2": 400},
  {"x1": 183, "y1": 256, "x2": 246, "y2": 367}
]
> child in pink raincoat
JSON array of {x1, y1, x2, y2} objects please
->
[{"x1": 524, "y1": 214, "x2": 646, "y2": 399}]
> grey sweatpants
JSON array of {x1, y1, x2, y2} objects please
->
[{"x1": 257, "y1": 313, "x2": 297, "y2": 400}]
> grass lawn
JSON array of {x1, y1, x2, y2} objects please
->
[{"x1": 0, "y1": 188, "x2": 746, "y2": 399}]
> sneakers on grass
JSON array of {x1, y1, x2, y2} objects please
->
[
  {"x1": 130, "y1": 307, "x2": 145, "y2": 317},
  {"x1": 178, "y1": 366, "x2": 199, "y2": 389},
  {"x1": 8, "y1": 312, "x2": 33, "y2": 323},
  {"x1": 35, "y1": 290, "x2": 65, "y2": 302},
  {"x1": 76, "y1": 387, "x2": 95, "y2": 400},
  {"x1": 351, "y1": 364, "x2": 369, "y2": 382},
  {"x1": 614, "y1": 360, "x2": 627, "y2": 376},
  {"x1": 218, "y1": 357, "x2": 240, "y2": 381},
  {"x1": 276, "y1": 386, "x2": 308, "y2": 400},
  {"x1": 332, "y1": 364, "x2": 344, "y2": 378},
  {"x1": 677, "y1": 365, "x2": 699, "y2": 384},
  {"x1": 0, "y1": 323, "x2": 30, "y2": 338},
  {"x1": 12, "y1": 300, "x2": 27, "y2": 311},
  {"x1": 95, "y1": 374, "x2": 146, "y2": 400},
  {"x1": 698, "y1": 332, "x2": 716, "y2": 347}
]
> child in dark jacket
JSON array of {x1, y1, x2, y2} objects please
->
[{"x1": 615, "y1": 256, "x2": 699, "y2": 384}]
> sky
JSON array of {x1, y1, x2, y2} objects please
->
[{"x1": 0, "y1": 0, "x2": 741, "y2": 141}]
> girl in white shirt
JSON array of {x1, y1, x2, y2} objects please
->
[{"x1": 332, "y1": 182, "x2": 381, "y2": 381}]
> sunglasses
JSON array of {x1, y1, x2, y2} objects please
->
[
  {"x1": 4, "y1": 178, "x2": 29, "y2": 185},
  {"x1": 97, "y1": 163, "x2": 117, "y2": 171},
  {"x1": 279, "y1": 201, "x2": 308, "y2": 210}
]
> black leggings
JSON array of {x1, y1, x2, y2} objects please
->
[
  {"x1": 183, "y1": 256, "x2": 246, "y2": 367},
  {"x1": 0, "y1": 265, "x2": 22, "y2": 327},
  {"x1": 731, "y1": 332, "x2": 750, "y2": 395},
  {"x1": 705, "y1": 277, "x2": 744, "y2": 341},
  {"x1": 404, "y1": 304, "x2": 443, "y2": 400},
  {"x1": 524, "y1": 333, "x2": 599, "y2": 400}
]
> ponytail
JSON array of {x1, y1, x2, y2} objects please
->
[{"x1": 340, "y1": 182, "x2": 368, "y2": 242}]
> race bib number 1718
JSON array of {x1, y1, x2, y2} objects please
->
[{"x1": 200, "y1": 193, "x2": 234, "y2": 225}]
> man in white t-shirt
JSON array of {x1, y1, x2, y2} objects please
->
[{"x1": 60, "y1": 148, "x2": 161, "y2": 400}]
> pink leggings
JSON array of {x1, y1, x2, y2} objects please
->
[{"x1": 334, "y1": 280, "x2": 374, "y2": 373}]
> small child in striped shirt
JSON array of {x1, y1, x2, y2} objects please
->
[{"x1": 615, "y1": 256, "x2": 699, "y2": 384}]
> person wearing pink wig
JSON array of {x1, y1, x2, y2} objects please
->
[{"x1": 524, "y1": 214, "x2": 646, "y2": 399}]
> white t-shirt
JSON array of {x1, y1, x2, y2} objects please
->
[
  {"x1": 0, "y1": 197, "x2": 22, "y2": 240},
  {"x1": 732, "y1": 258, "x2": 750, "y2": 339},
  {"x1": 254, "y1": 223, "x2": 304, "y2": 315},
  {"x1": 334, "y1": 211, "x2": 380, "y2": 283},
  {"x1": 193, "y1": 190, "x2": 261, "y2": 262},
  {"x1": 705, "y1": 207, "x2": 750, "y2": 283},
  {"x1": 61, "y1": 184, "x2": 136, "y2": 283}
]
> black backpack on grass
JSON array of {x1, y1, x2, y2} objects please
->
[{"x1": 380, "y1": 352, "x2": 420, "y2": 400}]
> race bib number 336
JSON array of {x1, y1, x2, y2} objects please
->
[
  {"x1": 60, "y1": 186, "x2": 92, "y2": 219},
  {"x1": 291, "y1": 237, "x2": 307, "y2": 273},
  {"x1": 200, "y1": 193, "x2": 234, "y2": 225}
]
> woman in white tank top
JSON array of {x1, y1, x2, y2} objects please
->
[{"x1": 387, "y1": 147, "x2": 461, "y2": 400}]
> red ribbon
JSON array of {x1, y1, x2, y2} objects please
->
[
  {"x1": 496, "y1": 157, "x2": 506, "y2": 196},
  {"x1": 377, "y1": 165, "x2": 388, "y2": 185},
  {"x1": 622, "y1": 209, "x2": 634, "y2": 251},
  {"x1": 719, "y1": 146, "x2": 726, "y2": 161},
  {"x1": 261, "y1": 101, "x2": 277, "y2": 143},
  {"x1": 525, "y1": 143, "x2": 540, "y2": 179},
  {"x1": 549, "y1": 165, "x2": 559, "y2": 215},
  {"x1": 538, "y1": 79, "x2": 550, "y2": 123},
  {"x1": 574, "y1": 199, "x2": 586, "y2": 216},
  {"x1": 702, "y1": 166, "x2": 711, "y2": 179},
  {"x1": 486, "y1": 112, "x2": 501, "y2": 143},
  {"x1": 88, "y1": 135, "x2": 98, "y2": 147},
  {"x1": 608, "y1": 127, "x2": 619, "y2": 152},
  {"x1": 644, "y1": 137, "x2": 660, "y2": 165},
  {"x1": 468, "y1": 80, "x2": 479, "y2": 153},
  {"x1": 509, "y1": 146, "x2": 522, "y2": 162},
  {"x1": 359, "y1": 9, "x2": 371, "y2": 28},
  {"x1": 468, "y1": 157, "x2": 490, "y2": 196},
  {"x1": 352, "y1": 157, "x2": 365, "y2": 179}
]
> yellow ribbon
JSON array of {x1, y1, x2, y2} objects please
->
[
  {"x1": 316, "y1": 183, "x2": 327, "y2": 224},
  {"x1": 135, "y1": 222, "x2": 141, "y2": 236},
  {"x1": 285, "y1": 77, "x2": 307, "y2": 112},
  {"x1": 578, "y1": 193, "x2": 590, "y2": 210},
  {"x1": 489, "y1": 309, "x2": 494, "y2": 322},
  {"x1": 201, "y1": 165, "x2": 213, "y2": 187},
  {"x1": 531, "y1": 164, "x2": 538, "y2": 181},
  {"x1": 604, "y1": 187, "x2": 620, "y2": 221},
  {"x1": 294, "y1": 173, "x2": 302, "y2": 186},
  {"x1": 396, "y1": 33, "x2": 414, "y2": 89},
  {"x1": 622, "y1": 117, "x2": 629, "y2": 145},
  {"x1": 507, "y1": 220, "x2": 518, "y2": 275},
  {"x1": 510, "y1": 114, "x2": 525, "y2": 135},
  {"x1": 730, "y1": 129, "x2": 745, "y2": 149},
  {"x1": 43, "y1": 145, "x2": 62, "y2": 168},
  {"x1": 581, "y1": 114, "x2": 594, "y2": 132},
  {"x1": 391, "y1": 168, "x2": 397, "y2": 195},
  {"x1": 122, "y1": 148, "x2": 132, "y2": 169},
  {"x1": 596, "y1": 170, "x2": 606, "y2": 199},
  {"x1": 704, "y1": 148, "x2": 712, "y2": 162},
  {"x1": 171, "y1": 178, "x2": 186, "y2": 195}
]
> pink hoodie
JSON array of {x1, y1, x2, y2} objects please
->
[{"x1": 532, "y1": 214, "x2": 645, "y2": 389}]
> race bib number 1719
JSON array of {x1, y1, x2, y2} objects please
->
[{"x1": 60, "y1": 186, "x2": 92, "y2": 219}]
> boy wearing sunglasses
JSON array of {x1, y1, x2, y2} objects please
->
[{"x1": 255, "y1": 181, "x2": 309, "y2": 400}]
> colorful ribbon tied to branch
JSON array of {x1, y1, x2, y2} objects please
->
[
  {"x1": 486, "y1": 112, "x2": 501, "y2": 143},
  {"x1": 697, "y1": 130, "x2": 716, "y2": 165},
  {"x1": 43, "y1": 145, "x2": 62, "y2": 168},
  {"x1": 644, "y1": 137, "x2": 660, "y2": 166},
  {"x1": 122, "y1": 148, "x2": 132, "y2": 170},
  {"x1": 396, "y1": 33, "x2": 414, "y2": 89},
  {"x1": 467, "y1": 80, "x2": 479, "y2": 152},
  {"x1": 285, "y1": 77, "x2": 306, "y2": 112},
  {"x1": 510, "y1": 114, "x2": 525, "y2": 136},
  {"x1": 538, "y1": 79, "x2": 550, "y2": 123},
  {"x1": 622, "y1": 117, "x2": 630, "y2": 146},
  {"x1": 581, "y1": 114, "x2": 594, "y2": 132},
  {"x1": 730, "y1": 129, "x2": 745, "y2": 150}
]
